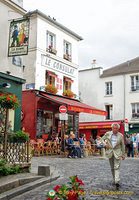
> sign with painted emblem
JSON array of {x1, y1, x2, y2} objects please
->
[{"x1": 8, "y1": 19, "x2": 29, "y2": 56}]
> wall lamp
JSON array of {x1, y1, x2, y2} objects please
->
[{"x1": 2, "y1": 83, "x2": 11, "y2": 88}]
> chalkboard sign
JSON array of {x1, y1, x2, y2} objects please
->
[
  {"x1": 74, "y1": 115, "x2": 79, "y2": 138},
  {"x1": 37, "y1": 109, "x2": 43, "y2": 136}
]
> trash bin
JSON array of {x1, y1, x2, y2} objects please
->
[
  {"x1": 83, "y1": 148, "x2": 88, "y2": 158},
  {"x1": 100, "y1": 148, "x2": 105, "y2": 157}
]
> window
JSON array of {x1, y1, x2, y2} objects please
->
[
  {"x1": 47, "y1": 31, "x2": 56, "y2": 49},
  {"x1": 132, "y1": 103, "x2": 139, "y2": 118},
  {"x1": 105, "y1": 82, "x2": 112, "y2": 95},
  {"x1": 63, "y1": 77, "x2": 73, "y2": 91},
  {"x1": 64, "y1": 41, "x2": 71, "y2": 55},
  {"x1": 131, "y1": 75, "x2": 139, "y2": 91},
  {"x1": 105, "y1": 105, "x2": 113, "y2": 120},
  {"x1": 45, "y1": 71, "x2": 57, "y2": 86}
]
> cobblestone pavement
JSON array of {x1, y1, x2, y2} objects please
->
[{"x1": 13, "y1": 156, "x2": 139, "y2": 200}]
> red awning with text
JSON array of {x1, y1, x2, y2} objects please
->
[
  {"x1": 40, "y1": 92, "x2": 107, "y2": 116},
  {"x1": 79, "y1": 121, "x2": 122, "y2": 129}
]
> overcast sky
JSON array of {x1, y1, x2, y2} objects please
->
[{"x1": 23, "y1": 0, "x2": 139, "y2": 69}]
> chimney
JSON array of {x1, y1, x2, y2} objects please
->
[{"x1": 92, "y1": 59, "x2": 97, "y2": 68}]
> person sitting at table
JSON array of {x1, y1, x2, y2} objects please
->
[
  {"x1": 95, "y1": 136, "x2": 104, "y2": 149},
  {"x1": 72, "y1": 134, "x2": 83, "y2": 158},
  {"x1": 79, "y1": 135, "x2": 84, "y2": 149}
]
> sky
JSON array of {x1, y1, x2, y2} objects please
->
[{"x1": 23, "y1": 0, "x2": 139, "y2": 69}]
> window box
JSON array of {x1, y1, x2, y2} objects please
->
[
  {"x1": 46, "y1": 46, "x2": 57, "y2": 55},
  {"x1": 132, "y1": 113, "x2": 139, "y2": 118},
  {"x1": 63, "y1": 90, "x2": 74, "y2": 98},
  {"x1": 45, "y1": 84, "x2": 58, "y2": 94},
  {"x1": 63, "y1": 54, "x2": 72, "y2": 62}
]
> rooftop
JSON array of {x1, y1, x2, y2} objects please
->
[
  {"x1": 25, "y1": 9, "x2": 83, "y2": 41},
  {"x1": 101, "y1": 57, "x2": 139, "y2": 78}
]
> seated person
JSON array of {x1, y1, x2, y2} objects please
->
[
  {"x1": 95, "y1": 136, "x2": 104, "y2": 149},
  {"x1": 67, "y1": 134, "x2": 75, "y2": 158},
  {"x1": 79, "y1": 135, "x2": 84, "y2": 149},
  {"x1": 72, "y1": 134, "x2": 83, "y2": 158}
]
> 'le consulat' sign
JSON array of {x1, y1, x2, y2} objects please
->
[{"x1": 41, "y1": 55, "x2": 75, "y2": 76}]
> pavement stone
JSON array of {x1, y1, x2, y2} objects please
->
[{"x1": 9, "y1": 156, "x2": 139, "y2": 200}]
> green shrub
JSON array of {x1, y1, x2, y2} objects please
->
[{"x1": 0, "y1": 159, "x2": 20, "y2": 177}]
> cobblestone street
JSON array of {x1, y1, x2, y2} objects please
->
[{"x1": 12, "y1": 156, "x2": 139, "y2": 200}]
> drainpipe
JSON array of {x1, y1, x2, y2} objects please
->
[{"x1": 123, "y1": 74, "x2": 126, "y2": 120}]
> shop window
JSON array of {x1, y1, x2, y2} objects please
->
[
  {"x1": 105, "y1": 105, "x2": 113, "y2": 120},
  {"x1": 105, "y1": 82, "x2": 112, "y2": 95},
  {"x1": 65, "y1": 114, "x2": 73, "y2": 135},
  {"x1": 43, "y1": 111, "x2": 53, "y2": 135},
  {"x1": 46, "y1": 71, "x2": 57, "y2": 86},
  {"x1": 132, "y1": 103, "x2": 139, "y2": 118},
  {"x1": 131, "y1": 75, "x2": 139, "y2": 91}
]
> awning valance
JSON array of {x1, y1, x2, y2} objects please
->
[
  {"x1": 64, "y1": 77, "x2": 74, "y2": 83},
  {"x1": 40, "y1": 92, "x2": 107, "y2": 116},
  {"x1": 79, "y1": 121, "x2": 122, "y2": 129},
  {"x1": 47, "y1": 71, "x2": 57, "y2": 77}
]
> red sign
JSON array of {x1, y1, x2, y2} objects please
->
[
  {"x1": 59, "y1": 105, "x2": 67, "y2": 113},
  {"x1": 125, "y1": 118, "x2": 128, "y2": 123}
]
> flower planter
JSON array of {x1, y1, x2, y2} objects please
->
[
  {"x1": 45, "y1": 85, "x2": 58, "y2": 94},
  {"x1": 63, "y1": 90, "x2": 74, "y2": 98},
  {"x1": 46, "y1": 47, "x2": 57, "y2": 55},
  {"x1": 63, "y1": 54, "x2": 72, "y2": 62}
]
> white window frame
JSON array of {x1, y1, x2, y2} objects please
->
[
  {"x1": 46, "y1": 31, "x2": 56, "y2": 49},
  {"x1": 105, "y1": 82, "x2": 112, "y2": 95},
  {"x1": 131, "y1": 75, "x2": 139, "y2": 91},
  {"x1": 64, "y1": 40, "x2": 72, "y2": 56},
  {"x1": 132, "y1": 103, "x2": 139, "y2": 118},
  {"x1": 105, "y1": 105, "x2": 113, "y2": 120}
]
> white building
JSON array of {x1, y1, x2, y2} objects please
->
[
  {"x1": 0, "y1": 0, "x2": 26, "y2": 76},
  {"x1": 22, "y1": 9, "x2": 83, "y2": 98},
  {"x1": 0, "y1": 0, "x2": 83, "y2": 98},
  {"x1": 79, "y1": 58, "x2": 139, "y2": 135}
]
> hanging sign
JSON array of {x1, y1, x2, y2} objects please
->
[{"x1": 8, "y1": 18, "x2": 29, "y2": 56}]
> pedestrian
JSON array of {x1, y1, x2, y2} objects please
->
[
  {"x1": 126, "y1": 134, "x2": 132, "y2": 157},
  {"x1": 101, "y1": 123, "x2": 125, "y2": 187},
  {"x1": 136, "y1": 133, "x2": 139, "y2": 156}
]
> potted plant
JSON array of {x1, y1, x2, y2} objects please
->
[
  {"x1": 63, "y1": 90, "x2": 74, "y2": 98},
  {"x1": 8, "y1": 130, "x2": 29, "y2": 143},
  {"x1": 0, "y1": 93, "x2": 20, "y2": 110},
  {"x1": 45, "y1": 84, "x2": 58, "y2": 94}
]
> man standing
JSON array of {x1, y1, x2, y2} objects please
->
[{"x1": 101, "y1": 123, "x2": 125, "y2": 187}]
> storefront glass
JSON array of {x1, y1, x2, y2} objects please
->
[{"x1": 65, "y1": 114, "x2": 73, "y2": 135}]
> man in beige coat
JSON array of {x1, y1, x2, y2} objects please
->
[{"x1": 101, "y1": 123, "x2": 125, "y2": 187}]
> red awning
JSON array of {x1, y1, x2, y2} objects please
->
[
  {"x1": 47, "y1": 71, "x2": 57, "y2": 77},
  {"x1": 64, "y1": 77, "x2": 74, "y2": 83},
  {"x1": 40, "y1": 92, "x2": 107, "y2": 116},
  {"x1": 79, "y1": 121, "x2": 122, "y2": 129}
]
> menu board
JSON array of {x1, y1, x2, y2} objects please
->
[
  {"x1": 37, "y1": 109, "x2": 43, "y2": 136},
  {"x1": 74, "y1": 115, "x2": 79, "y2": 138}
]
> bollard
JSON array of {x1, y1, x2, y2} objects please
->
[{"x1": 83, "y1": 148, "x2": 88, "y2": 158}]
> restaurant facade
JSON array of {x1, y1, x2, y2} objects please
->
[
  {"x1": 21, "y1": 90, "x2": 107, "y2": 140},
  {"x1": 79, "y1": 120, "x2": 125, "y2": 141}
]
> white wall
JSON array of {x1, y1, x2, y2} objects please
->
[
  {"x1": 79, "y1": 67, "x2": 139, "y2": 125},
  {"x1": 0, "y1": 1, "x2": 25, "y2": 77}
]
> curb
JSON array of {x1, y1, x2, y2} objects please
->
[{"x1": 0, "y1": 175, "x2": 60, "y2": 200}]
